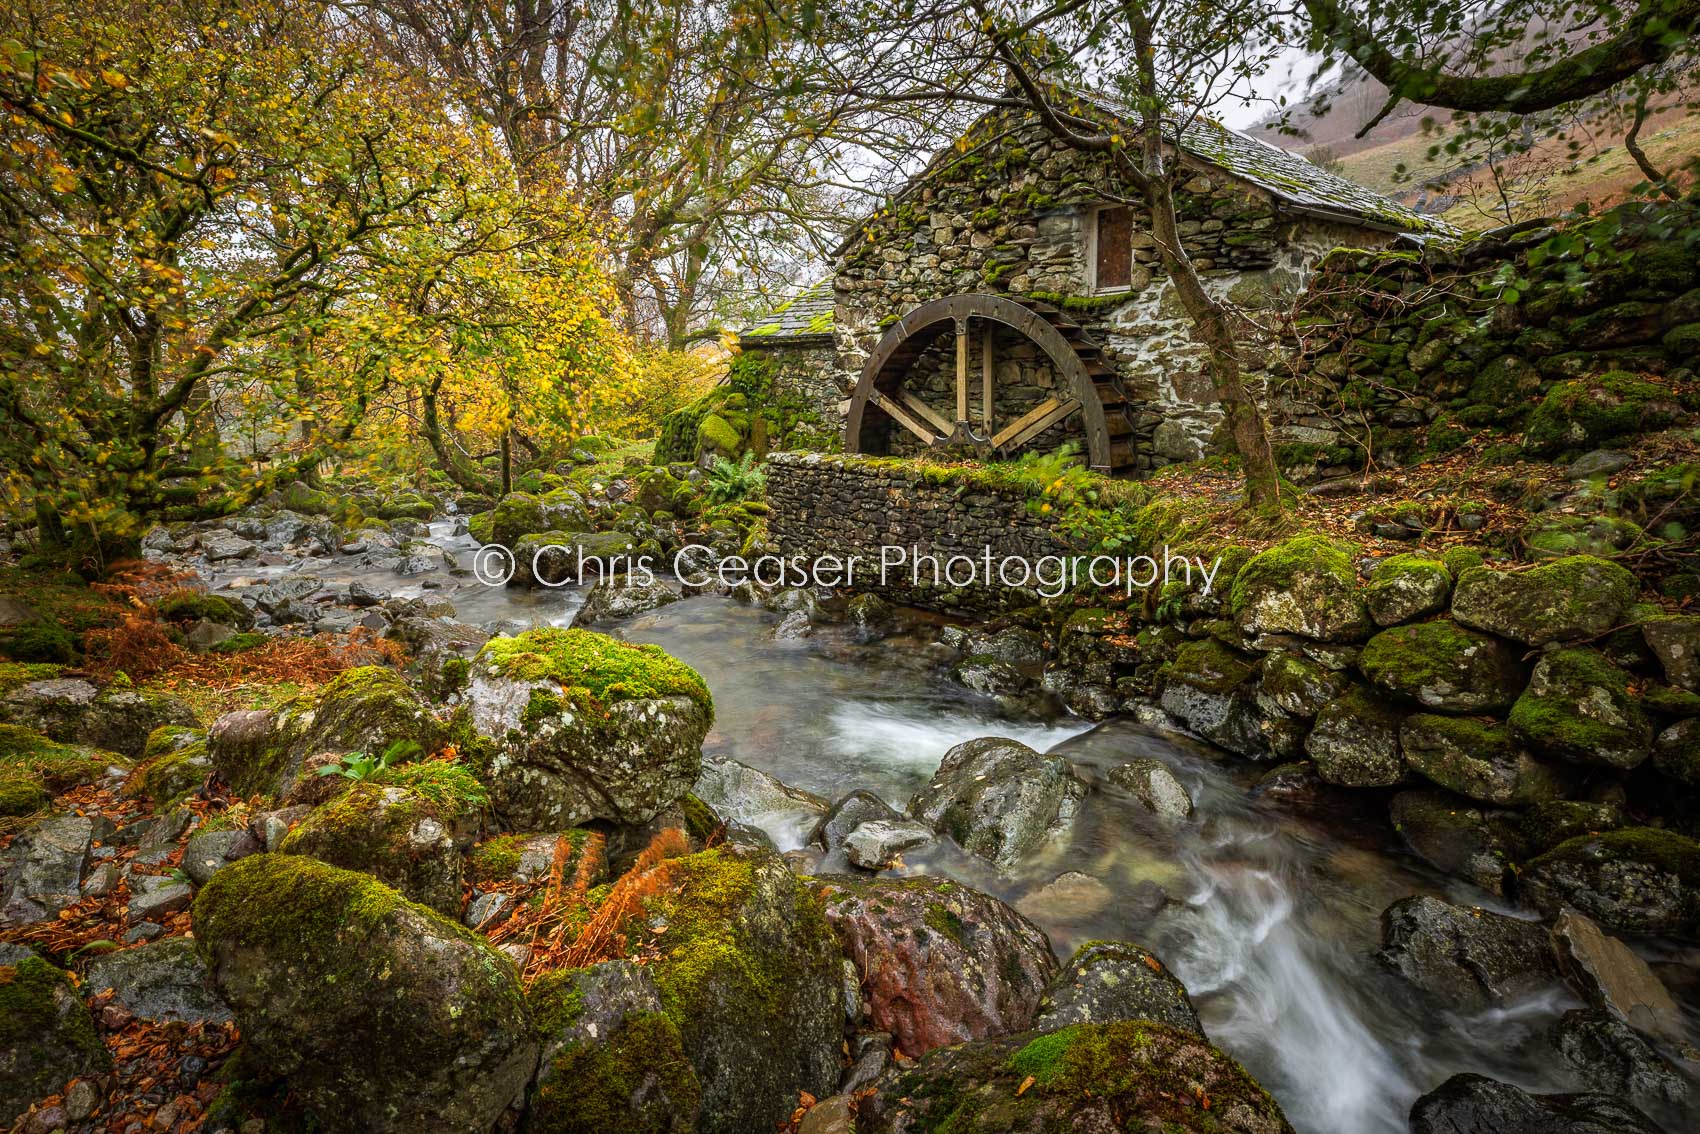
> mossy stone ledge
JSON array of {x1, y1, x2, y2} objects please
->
[
  {"x1": 1508, "y1": 649, "x2": 1653, "y2": 770},
  {"x1": 1229, "y1": 535, "x2": 1371, "y2": 644},
  {"x1": 1359, "y1": 621, "x2": 1526, "y2": 714},
  {"x1": 1400, "y1": 714, "x2": 1572, "y2": 806},
  {"x1": 464, "y1": 629, "x2": 710, "y2": 830},
  {"x1": 1518, "y1": 828, "x2": 1700, "y2": 940},
  {"x1": 1450, "y1": 556, "x2": 1639, "y2": 647}
]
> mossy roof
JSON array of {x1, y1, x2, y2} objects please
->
[{"x1": 736, "y1": 278, "x2": 836, "y2": 344}]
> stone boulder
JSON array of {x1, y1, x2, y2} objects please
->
[
  {"x1": 1, "y1": 814, "x2": 94, "y2": 927},
  {"x1": 209, "y1": 666, "x2": 440, "y2": 798},
  {"x1": 1359, "y1": 621, "x2": 1526, "y2": 713},
  {"x1": 128, "y1": 724, "x2": 210, "y2": 806},
  {"x1": 1362, "y1": 554, "x2": 1452, "y2": 627},
  {"x1": 1408, "y1": 1073, "x2": 1663, "y2": 1134},
  {"x1": 842, "y1": 819, "x2": 933, "y2": 870},
  {"x1": 1552, "y1": 1009, "x2": 1692, "y2": 1110},
  {"x1": 639, "y1": 845, "x2": 843, "y2": 1134},
  {"x1": 845, "y1": 593, "x2": 896, "y2": 643},
  {"x1": 858, "y1": 1021, "x2": 1294, "y2": 1134},
  {"x1": 570, "y1": 575, "x2": 681, "y2": 628},
  {"x1": 1641, "y1": 614, "x2": 1700, "y2": 691},
  {"x1": 526, "y1": 960, "x2": 699, "y2": 1134},
  {"x1": 1389, "y1": 790, "x2": 1522, "y2": 894},
  {"x1": 1550, "y1": 909, "x2": 1685, "y2": 1042},
  {"x1": 691, "y1": 753, "x2": 826, "y2": 847},
  {"x1": 907, "y1": 737, "x2": 1086, "y2": 870},
  {"x1": 1518, "y1": 828, "x2": 1700, "y2": 939},
  {"x1": 1, "y1": 678, "x2": 194, "y2": 759},
  {"x1": 278, "y1": 780, "x2": 476, "y2": 916},
  {"x1": 1451, "y1": 557, "x2": 1639, "y2": 647},
  {"x1": 0, "y1": 954, "x2": 109, "y2": 1125},
  {"x1": 1033, "y1": 940, "x2": 1203, "y2": 1036},
  {"x1": 809, "y1": 790, "x2": 903, "y2": 851},
  {"x1": 461, "y1": 629, "x2": 710, "y2": 830},
  {"x1": 1230, "y1": 535, "x2": 1370, "y2": 643},
  {"x1": 1378, "y1": 895, "x2": 1560, "y2": 1012},
  {"x1": 1509, "y1": 649, "x2": 1652, "y2": 770},
  {"x1": 1159, "y1": 639, "x2": 1269, "y2": 758},
  {"x1": 1400, "y1": 714, "x2": 1571, "y2": 806},
  {"x1": 1305, "y1": 685, "x2": 1406, "y2": 787},
  {"x1": 818, "y1": 874, "x2": 1057, "y2": 1057},
  {"x1": 82, "y1": 937, "x2": 231, "y2": 1025},
  {"x1": 1108, "y1": 757, "x2": 1194, "y2": 818},
  {"x1": 193, "y1": 854, "x2": 537, "y2": 1133}
]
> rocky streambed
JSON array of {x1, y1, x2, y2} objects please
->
[{"x1": 2, "y1": 486, "x2": 1698, "y2": 1134}]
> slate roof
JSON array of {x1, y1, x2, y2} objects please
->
[{"x1": 737, "y1": 279, "x2": 835, "y2": 343}]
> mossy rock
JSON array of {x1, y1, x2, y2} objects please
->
[
  {"x1": 152, "y1": 591, "x2": 254, "y2": 630},
  {"x1": 0, "y1": 954, "x2": 110, "y2": 1124},
  {"x1": 483, "y1": 490, "x2": 591, "y2": 546},
  {"x1": 0, "y1": 722, "x2": 124, "y2": 815},
  {"x1": 0, "y1": 624, "x2": 78, "y2": 664},
  {"x1": 1524, "y1": 513, "x2": 1645, "y2": 559},
  {"x1": 1158, "y1": 640, "x2": 1267, "y2": 758},
  {"x1": 1362, "y1": 554, "x2": 1452, "y2": 627},
  {"x1": 1508, "y1": 649, "x2": 1652, "y2": 770},
  {"x1": 1230, "y1": 535, "x2": 1370, "y2": 643},
  {"x1": 128, "y1": 725, "x2": 210, "y2": 806},
  {"x1": 1653, "y1": 717, "x2": 1700, "y2": 786},
  {"x1": 1359, "y1": 621, "x2": 1526, "y2": 714},
  {"x1": 1389, "y1": 790, "x2": 1523, "y2": 895},
  {"x1": 1305, "y1": 685, "x2": 1406, "y2": 788},
  {"x1": 1451, "y1": 556, "x2": 1639, "y2": 646},
  {"x1": 639, "y1": 844, "x2": 844, "y2": 1134},
  {"x1": 0, "y1": 678, "x2": 194, "y2": 760},
  {"x1": 468, "y1": 829, "x2": 598, "y2": 887},
  {"x1": 192, "y1": 855, "x2": 537, "y2": 1133},
  {"x1": 1523, "y1": 372, "x2": 1684, "y2": 456},
  {"x1": 858, "y1": 1020, "x2": 1293, "y2": 1134},
  {"x1": 1518, "y1": 828, "x2": 1700, "y2": 940},
  {"x1": 1516, "y1": 800, "x2": 1627, "y2": 857},
  {"x1": 1400, "y1": 714, "x2": 1571, "y2": 806},
  {"x1": 1255, "y1": 651, "x2": 1346, "y2": 719}
]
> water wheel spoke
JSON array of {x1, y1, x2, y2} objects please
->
[
  {"x1": 894, "y1": 389, "x2": 954, "y2": 437},
  {"x1": 869, "y1": 390, "x2": 945, "y2": 445},
  {"x1": 992, "y1": 396, "x2": 1080, "y2": 450}
]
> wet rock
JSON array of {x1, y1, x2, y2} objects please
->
[
  {"x1": 1552, "y1": 1009, "x2": 1692, "y2": 1109},
  {"x1": 1389, "y1": 790, "x2": 1521, "y2": 894},
  {"x1": 1550, "y1": 909, "x2": 1686, "y2": 1042},
  {"x1": 1408, "y1": 1072, "x2": 1663, "y2": 1134},
  {"x1": 467, "y1": 629, "x2": 709, "y2": 830},
  {"x1": 82, "y1": 937, "x2": 231, "y2": 1025},
  {"x1": 1159, "y1": 639, "x2": 1269, "y2": 758},
  {"x1": 526, "y1": 960, "x2": 699, "y2": 1134},
  {"x1": 1362, "y1": 554, "x2": 1453, "y2": 627},
  {"x1": 1, "y1": 679, "x2": 194, "y2": 759},
  {"x1": 382, "y1": 615, "x2": 489, "y2": 672},
  {"x1": 1033, "y1": 940, "x2": 1203, "y2": 1036},
  {"x1": 1654, "y1": 718, "x2": 1700, "y2": 786},
  {"x1": 641, "y1": 845, "x2": 843, "y2": 1134},
  {"x1": 1517, "y1": 800, "x2": 1628, "y2": 856},
  {"x1": 1305, "y1": 685, "x2": 1406, "y2": 787},
  {"x1": 907, "y1": 736, "x2": 1087, "y2": 870},
  {"x1": 0, "y1": 955, "x2": 109, "y2": 1125},
  {"x1": 1378, "y1": 895, "x2": 1560, "y2": 1012},
  {"x1": 194, "y1": 854, "x2": 537, "y2": 1134},
  {"x1": 1642, "y1": 614, "x2": 1700, "y2": 692},
  {"x1": 858, "y1": 1021, "x2": 1294, "y2": 1134},
  {"x1": 181, "y1": 827, "x2": 261, "y2": 886},
  {"x1": 1359, "y1": 621, "x2": 1526, "y2": 713},
  {"x1": 846, "y1": 593, "x2": 896, "y2": 643},
  {"x1": 126, "y1": 874, "x2": 192, "y2": 921},
  {"x1": 1, "y1": 814, "x2": 93, "y2": 927},
  {"x1": 200, "y1": 530, "x2": 257, "y2": 561},
  {"x1": 208, "y1": 667, "x2": 439, "y2": 798},
  {"x1": 1509, "y1": 649, "x2": 1652, "y2": 770},
  {"x1": 691, "y1": 753, "x2": 826, "y2": 844},
  {"x1": 1108, "y1": 757, "x2": 1194, "y2": 818},
  {"x1": 1518, "y1": 828, "x2": 1700, "y2": 940},
  {"x1": 1451, "y1": 556, "x2": 1639, "y2": 646},
  {"x1": 818, "y1": 873, "x2": 1057, "y2": 1056},
  {"x1": 773, "y1": 609, "x2": 813, "y2": 639},
  {"x1": 1016, "y1": 871, "x2": 1118, "y2": 924},
  {"x1": 843, "y1": 819, "x2": 933, "y2": 870},
  {"x1": 1230, "y1": 535, "x2": 1371, "y2": 644},
  {"x1": 278, "y1": 782, "x2": 469, "y2": 916},
  {"x1": 1401, "y1": 714, "x2": 1571, "y2": 806},
  {"x1": 809, "y1": 790, "x2": 903, "y2": 851},
  {"x1": 571, "y1": 575, "x2": 681, "y2": 627},
  {"x1": 964, "y1": 625, "x2": 1048, "y2": 665}
]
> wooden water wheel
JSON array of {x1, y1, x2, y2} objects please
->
[{"x1": 843, "y1": 293, "x2": 1139, "y2": 473}]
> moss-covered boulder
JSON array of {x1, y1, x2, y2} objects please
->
[
  {"x1": 0, "y1": 677, "x2": 194, "y2": 759},
  {"x1": 1362, "y1": 554, "x2": 1452, "y2": 627},
  {"x1": 1523, "y1": 371, "x2": 1684, "y2": 455},
  {"x1": 906, "y1": 736, "x2": 1087, "y2": 870},
  {"x1": 126, "y1": 724, "x2": 209, "y2": 806},
  {"x1": 1524, "y1": 513, "x2": 1645, "y2": 559},
  {"x1": 1390, "y1": 790, "x2": 1522, "y2": 894},
  {"x1": 858, "y1": 1020, "x2": 1293, "y2": 1134},
  {"x1": 193, "y1": 854, "x2": 537, "y2": 1133},
  {"x1": 526, "y1": 961, "x2": 699, "y2": 1134},
  {"x1": 1230, "y1": 536, "x2": 1370, "y2": 643},
  {"x1": 1304, "y1": 685, "x2": 1406, "y2": 787},
  {"x1": 639, "y1": 844, "x2": 843, "y2": 1134},
  {"x1": 1451, "y1": 556, "x2": 1639, "y2": 646},
  {"x1": 0, "y1": 723, "x2": 124, "y2": 817},
  {"x1": 1400, "y1": 714, "x2": 1571, "y2": 806},
  {"x1": 1254, "y1": 651, "x2": 1346, "y2": 720},
  {"x1": 1032, "y1": 940, "x2": 1202, "y2": 1037},
  {"x1": 510, "y1": 530, "x2": 659, "y2": 588},
  {"x1": 1509, "y1": 649, "x2": 1652, "y2": 769},
  {"x1": 1359, "y1": 621, "x2": 1526, "y2": 714},
  {"x1": 278, "y1": 770, "x2": 485, "y2": 916},
  {"x1": 463, "y1": 629, "x2": 709, "y2": 830},
  {"x1": 0, "y1": 952, "x2": 109, "y2": 1124},
  {"x1": 1518, "y1": 829, "x2": 1700, "y2": 940},
  {"x1": 475, "y1": 489, "x2": 591, "y2": 547},
  {"x1": 209, "y1": 666, "x2": 440, "y2": 798},
  {"x1": 1159, "y1": 639, "x2": 1269, "y2": 758},
  {"x1": 819, "y1": 874, "x2": 1057, "y2": 1056}
]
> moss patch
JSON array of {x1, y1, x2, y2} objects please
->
[
  {"x1": 528, "y1": 1011, "x2": 700, "y2": 1134},
  {"x1": 477, "y1": 629, "x2": 712, "y2": 721}
]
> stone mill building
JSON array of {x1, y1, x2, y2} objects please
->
[{"x1": 737, "y1": 90, "x2": 1448, "y2": 475}]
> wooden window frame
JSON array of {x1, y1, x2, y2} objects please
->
[{"x1": 1087, "y1": 203, "x2": 1135, "y2": 294}]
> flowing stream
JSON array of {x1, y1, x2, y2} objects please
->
[{"x1": 205, "y1": 522, "x2": 1603, "y2": 1133}]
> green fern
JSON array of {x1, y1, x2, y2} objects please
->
[{"x1": 705, "y1": 452, "x2": 766, "y2": 504}]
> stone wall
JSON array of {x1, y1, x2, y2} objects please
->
[
  {"x1": 738, "y1": 340, "x2": 850, "y2": 435},
  {"x1": 833, "y1": 105, "x2": 1400, "y2": 469},
  {"x1": 764, "y1": 451, "x2": 1075, "y2": 612}
]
